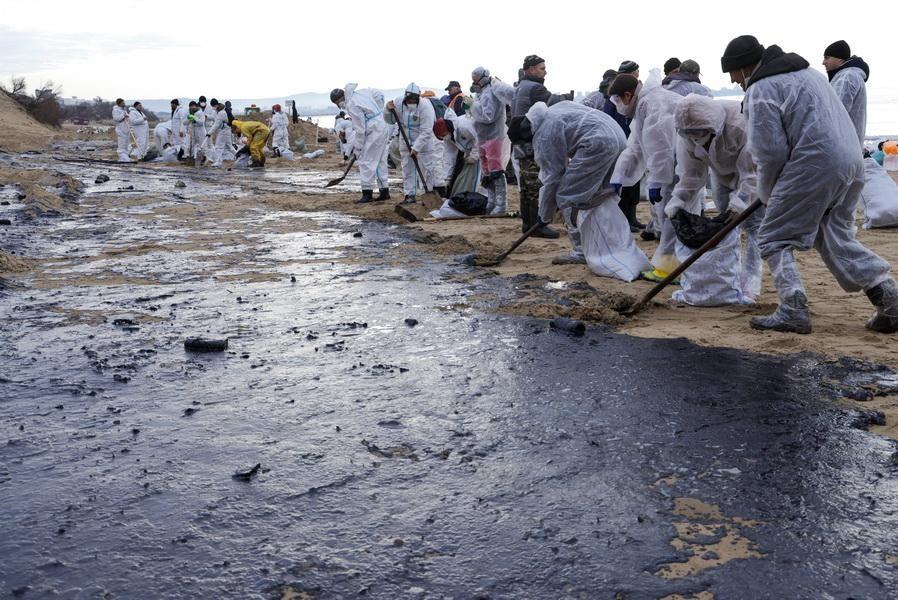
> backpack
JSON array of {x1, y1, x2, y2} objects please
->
[{"x1": 428, "y1": 97, "x2": 447, "y2": 119}]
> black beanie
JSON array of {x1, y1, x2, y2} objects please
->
[
  {"x1": 608, "y1": 74, "x2": 639, "y2": 97},
  {"x1": 523, "y1": 54, "x2": 545, "y2": 70},
  {"x1": 824, "y1": 40, "x2": 851, "y2": 60},
  {"x1": 663, "y1": 57, "x2": 681, "y2": 75},
  {"x1": 721, "y1": 35, "x2": 765, "y2": 72},
  {"x1": 618, "y1": 60, "x2": 639, "y2": 74}
]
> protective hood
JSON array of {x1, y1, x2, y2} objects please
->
[
  {"x1": 745, "y1": 45, "x2": 809, "y2": 90},
  {"x1": 674, "y1": 94, "x2": 726, "y2": 134},
  {"x1": 343, "y1": 83, "x2": 358, "y2": 100},
  {"x1": 405, "y1": 82, "x2": 421, "y2": 95},
  {"x1": 525, "y1": 101, "x2": 549, "y2": 135},
  {"x1": 662, "y1": 71, "x2": 701, "y2": 86},
  {"x1": 827, "y1": 55, "x2": 870, "y2": 82}
]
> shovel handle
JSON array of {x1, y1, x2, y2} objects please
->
[
  {"x1": 629, "y1": 199, "x2": 764, "y2": 312},
  {"x1": 390, "y1": 107, "x2": 431, "y2": 192},
  {"x1": 489, "y1": 221, "x2": 543, "y2": 265}
]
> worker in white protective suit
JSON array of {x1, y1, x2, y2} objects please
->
[
  {"x1": 608, "y1": 74, "x2": 683, "y2": 282},
  {"x1": 433, "y1": 112, "x2": 480, "y2": 196},
  {"x1": 469, "y1": 67, "x2": 515, "y2": 215},
  {"x1": 268, "y1": 103, "x2": 290, "y2": 157},
  {"x1": 112, "y1": 98, "x2": 132, "y2": 162},
  {"x1": 185, "y1": 101, "x2": 207, "y2": 159},
  {"x1": 169, "y1": 99, "x2": 187, "y2": 150},
  {"x1": 209, "y1": 101, "x2": 236, "y2": 167},
  {"x1": 822, "y1": 40, "x2": 868, "y2": 147},
  {"x1": 661, "y1": 60, "x2": 713, "y2": 98},
  {"x1": 508, "y1": 101, "x2": 651, "y2": 281},
  {"x1": 128, "y1": 102, "x2": 150, "y2": 159},
  {"x1": 667, "y1": 94, "x2": 764, "y2": 301},
  {"x1": 383, "y1": 83, "x2": 439, "y2": 203},
  {"x1": 334, "y1": 112, "x2": 353, "y2": 161},
  {"x1": 201, "y1": 96, "x2": 217, "y2": 127},
  {"x1": 722, "y1": 35, "x2": 898, "y2": 334},
  {"x1": 330, "y1": 83, "x2": 390, "y2": 203}
]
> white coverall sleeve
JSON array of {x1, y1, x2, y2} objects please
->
[
  {"x1": 534, "y1": 121, "x2": 567, "y2": 223},
  {"x1": 730, "y1": 144, "x2": 758, "y2": 211},
  {"x1": 744, "y1": 95, "x2": 790, "y2": 205},
  {"x1": 112, "y1": 107, "x2": 126, "y2": 123},
  {"x1": 411, "y1": 102, "x2": 436, "y2": 153},
  {"x1": 670, "y1": 138, "x2": 708, "y2": 214},
  {"x1": 611, "y1": 114, "x2": 646, "y2": 186},
  {"x1": 641, "y1": 109, "x2": 677, "y2": 188},
  {"x1": 347, "y1": 101, "x2": 368, "y2": 150}
]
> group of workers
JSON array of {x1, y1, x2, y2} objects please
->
[
  {"x1": 113, "y1": 96, "x2": 294, "y2": 167},
  {"x1": 327, "y1": 36, "x2": 898, "y2": 335}
]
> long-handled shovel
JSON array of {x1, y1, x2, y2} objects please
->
[
  {"x1": 476, "y1": 221, "x2": 543, "y2": 267},
  {"x1": 324, "y1": 155, "x2": 357, "y2": 188},
  {"x1": 622, "y1": 199, "x2": 764, "y2": 315},
  {"x1": 390, "y1": 107, "x2": 442, "y2": 210}
]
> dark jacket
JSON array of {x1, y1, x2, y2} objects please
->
[
  {"x1": 827, "y1": 55, "x2": 870, "y2": 82},
  {"x1": 746, "y1": 45, "x2": 809, "y2": 89},
  {"x1": 446, "y1": 93, "x2": 466, "y2": 116},
  {"x1": 511, "y1": 76, "x2": 569, "y2": 118}
]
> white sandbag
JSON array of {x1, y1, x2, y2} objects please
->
[
  {"x1": 671, "y1": 229, "x2": 753, "y2": 306},
  {"x1": 429, "y1": 199, "x2": 468, "y2": 219},
  {"x1": 161, "y1": 146, "x2": 179, "y2": 163},
  {"x1": 578, "y1": 200, "x2": 652, "y2": 282},
  {"x1": 279, "y1": 148, "x2": 295, "y2": 160},
  {"x1": 861, "y1": 157, "x2": 898, "y2": 229},
  {"x1": 303, "y1": 149, "x2": 325, "y2": 159}
]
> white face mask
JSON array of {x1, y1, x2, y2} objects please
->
[
  {"x1": 338, "y1": 101, "x2": 346, "y2": 109},
  {"x1": 739, "y1": 67, "x2": 753, "y2": 91}
]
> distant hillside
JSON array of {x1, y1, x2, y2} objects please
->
[{"x1": 0, "y1": 91, "x2": 55, "y2": 152}]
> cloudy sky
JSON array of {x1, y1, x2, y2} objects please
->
[{"x1": 2, "y1": 0, "x2": 896, "y2": 101}]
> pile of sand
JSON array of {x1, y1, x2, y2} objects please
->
[
  {"x1": 0, "y1": 166, "x2": 82, "y2": 218},
  {"x1": 0, "y1": 250, "x2": 31, "y2": 273},
  {"x1": 0, "y1": 92, "x2": 56, "y2": 152}
]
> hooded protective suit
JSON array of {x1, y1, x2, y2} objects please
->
[
  {"x1": 127, "y1": 107, "x2": 149, "y2": 159},
  {"x1": 170, "y1": 104, "x2": 187, "y2": 149},
  {"x1": 828, "y1": 56, "x2": 869, "y2": 147},
  {"x1": 344, "y1": 83, "x2": 389, "y2": 192},
  {"x1": 269, "y1": 109, "x2": 290, "y2": 154},
  {"x1": 610, "y1": 85, "x2": 682, "y2": 274},
  {"x1": 112, "y1": 104, "x2": 131, "y2": 161},
  {"x1": 438, "y1": 112, "x2": 480, "y2": 196},
  {"x1": 744, "y1": 46, "x2": 891, "y2": 311},
  {"x1": 186, "y1": 109, "x2": 207, "y2": 157},
  {"x1": 670, "y1": 95, "x2": 764, "y2": 300},
  {"x1": 210, "y1": 108, "x2": 235, "y2": 167},
  {"x1": 383, "y1": 84, "x2": 438, "y2": 197},
  {"x1": 334, "y1": 115, "x2": 353, "y2": 157},
  {"x1": 529, "y1": 101, "x2": 651, "y2": 281},
  {"x1": 470, "y1": 70, "x2": 515, "y2": 213}
]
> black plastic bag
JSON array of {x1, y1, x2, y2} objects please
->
[
  {"x1": 448, "y1": 192, "x2": 488, "y2": 216},
  {"x1": 671, "y1": 209, "x2": 732, "y2": 249}
]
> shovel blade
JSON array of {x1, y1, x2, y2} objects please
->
[
  {"x1": 324, "y1": 176, "x2": 344, "y2": 188},
  {"x1": 419, "y1": 192, "x2": 443, "y2": 211}
]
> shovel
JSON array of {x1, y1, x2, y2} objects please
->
[
  {"x1": 390, "y1": 107, "x2": 442, "y2": 210},
  {"x1": 324, "y1": 155, "x2": 357, "y2": 188},
  {"x1": 476, "y1": 221, "x2": 543, "y2": 267},
  {"x1": 622, "y1": 199, "x2": 764, "y2": 315}
]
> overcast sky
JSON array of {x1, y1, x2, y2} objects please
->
[{"x1": 2, "y1": 0, "x2": 896, "y2": 101}]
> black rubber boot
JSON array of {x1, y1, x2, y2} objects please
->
[
  {"x1": 375, "y1": 188, "x2": 390, "y2": 201},
  {"x1": 400, "y1": 195, "x2": 416, "y2": 205},
  {"x1": 531, "y1": 224, "x2": 561, "y2": 239},
  {"x1": 865, "y1": 279, "x2": 898, "y2": 333},
  {"x1": 355, "y1": 189, "x2": 374, "y2": 204}
]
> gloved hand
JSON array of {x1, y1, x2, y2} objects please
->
[
  {"x1": 612, "y1": 183, "x2": 622, "y2": 195},
  {"x1": 648, "y1": 188, "x2": 662, "y2": 204},
  {"x1": 187, "y1": 114, "x2": 196, "y2": 123},
  {"x1": 386, "y1": 100, "x2": 395, "y2": 110},
  {"x1": 664, "y1": 196, "x2": 686, "y2": 219},
  {"x1": 728, "y1": 192, "x2": 749, "y2": 214}
]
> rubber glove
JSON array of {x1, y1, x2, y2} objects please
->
[
  {"x1": 664, "y1": 196, "x2": 686, "y2": 219},
  {"x1": 648, "y1": 188, "x2": 662, "y2": 204}
]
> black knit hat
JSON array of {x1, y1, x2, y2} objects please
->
[
  {"x1": 618, "y1": 60, "x2": 639, "y2": 74},
  {"x1": 663, "y1": 57, "x2": 681, "y2": 75},
  {"x1": 608, "y1": 74, "x2": 639, "y2": 97},
  {"x1": 721, "y1": 35, "x2": 764, "y2": 72},
  {"x1": 824, "y1": 40, "x2": 851, "y2": 60},
  {"x1": 523, "y1": 54, "x2": 545, "y2": 70}
]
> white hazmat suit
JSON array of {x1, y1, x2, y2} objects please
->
[
  {"x1": 383, "y1": 83, "x2": 438, "y2": 198},
  {"x1": 343, "y1": 83, "x2": 389, "y2": 193},
  {"x1": 210, "y1": 108, "x2": 235, "y2": 167},
  {"x1": 743, "y1": 47, "x2": 893, "y2": 332},
  {"x1": 270, "y1": 110, "x2": 290, "y2": 155},
  {"x1": 611, "y1": 84, "x2": 683, "y2": 276},
  {"x1": 529, "y1": 101, "x2": 651, "y2": 281},
  {"x1": 669, "y1": 95, "x2": 764, "y2": 301},
  {"x1": 127, "y1": 107, "x2": 149, "y2": 159},
  {"x1": 470, "y1": 68, "x2": 514, "y2": 214},
  {"x1": 829, "y1": 58, "x2": 869, "y2": 146},
  {"x1": 112, "y1": 104, "x2": 131, "y2": 162}
]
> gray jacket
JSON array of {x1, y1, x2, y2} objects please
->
[{"x1": 512, "y1": 76, "x2": 571, "y2": 157}]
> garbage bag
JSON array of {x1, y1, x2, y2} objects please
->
[
  {"x1": 671, "y1": 209, "x2": 731, "y2": 249},
  {"x1": 429, "y1": 199, "x2": 469, "y2": 219},
  {"x1": 448, "y1": 192, "x2": 488, "y2": 216},
  {"x1": 861, "y1": 157, "x2": 898, "y2": 229},
  {"x1": 672, "y1": 230, "x2": 753, "y2": 306}
]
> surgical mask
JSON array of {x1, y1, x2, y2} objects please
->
[
  {"x1": 739, "y1": 67, "x2": 753, "y2": 91},
  {"x1": 338, "y1": 101, "x2": 346, "y2": 109},
  {"x1": 200, "y1": 102, "x2": 206, "y2": 108}
]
